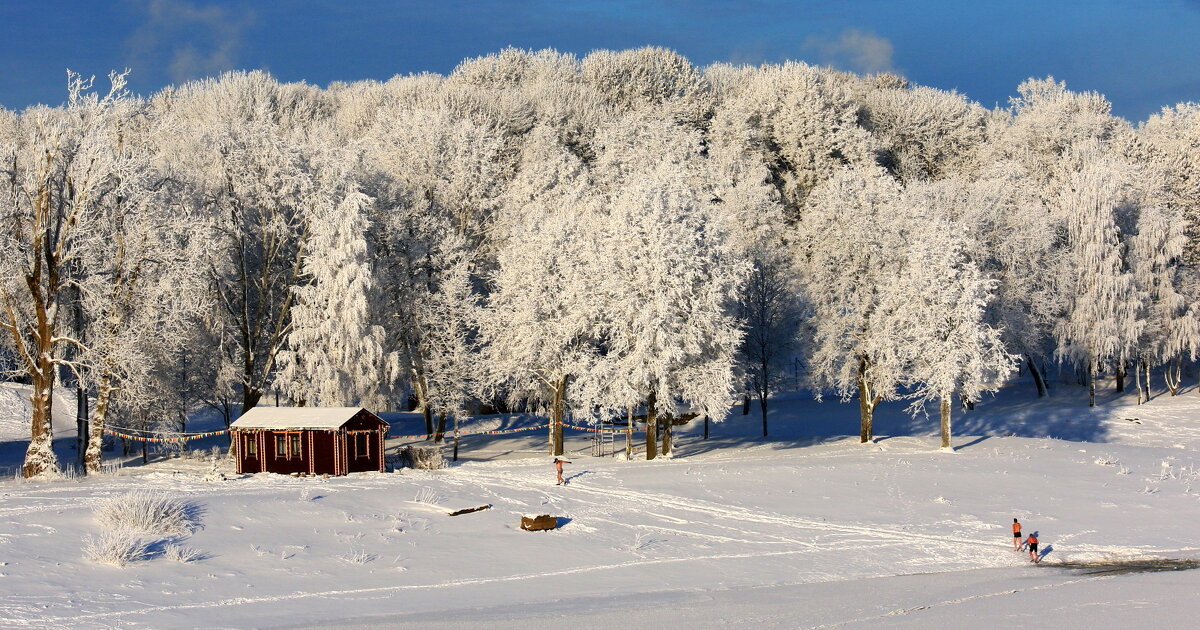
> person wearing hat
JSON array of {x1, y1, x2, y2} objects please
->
[{"x1": 554, "y1": 456, "x2": 571, "y2": 485}]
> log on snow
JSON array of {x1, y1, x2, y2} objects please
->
[{"x1": 448, "y1": 504, "x2": 492, "y2": 516}]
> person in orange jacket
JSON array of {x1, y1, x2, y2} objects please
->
[
  {"x1": 1025, "y1": 531, "x2": 1040, "y2": 562},
  {"x1": 1012, "y1": 518, "x2": 1022, "y2": 551}
]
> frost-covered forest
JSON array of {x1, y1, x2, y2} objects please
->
[{"x1": 4, "y1": 47, "x2": 1200, "y2": 478}]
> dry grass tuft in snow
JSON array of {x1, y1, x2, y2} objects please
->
[
  {"x1": 340, "y1": 548, "x2": 376, "y2": 564},
  {"x1": 414, "y1": 487, "x2": 443, "y2": 505},
  {"x1": 81, "y1": 532, "x2": 149, "y2": 567},
  {"x1": 162, "y1": 543, "x2": 204, "y2": 563},
  {"x1": 95, "y1": 490, "x2": 197, "y2": 535}
]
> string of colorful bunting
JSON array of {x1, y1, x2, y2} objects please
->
[
  {"x1": 560, "y1": 422, "x2": 643, "y2": 435},
  {"x1": 389, "y1": 422, "x2": 644, "y2": 439},
  {"x1": 103, "y1": 421, "x2": 641, "y2": 442},
  {"x1": 102, "y1": 428, "x2": 229, "y2": 443},
  {"x1": 389, "y1": 423, "x2": 551, "y2": 439}
]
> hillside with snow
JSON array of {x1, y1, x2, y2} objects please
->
[{"x1": 1, "y1": 379, "x2": 1198, "y2": 629}]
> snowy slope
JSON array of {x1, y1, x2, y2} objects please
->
[
  {"x1": 1, "y1": 381, "x2": 1199, "y2": 629},
  {"x1": 0, "y1": 383, "x2": 77, "y2": 442}
]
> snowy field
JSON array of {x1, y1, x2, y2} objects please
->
[{"x1": 2, "y1": 380, "x2": 1200, "y2": 629}]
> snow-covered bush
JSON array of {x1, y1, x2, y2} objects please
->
[
  {"x1": 162, "y1": 543, "x2": 204, "y2": 563},
  {"x1": 402, "y1": 445, "x2": 445, "y2": 470},
  {"x1": 82, "y1": 532, "x2": 149, "y2": 567},
  {"x1": 95, "y1": 490, "x2": 196, "y2": 535}
]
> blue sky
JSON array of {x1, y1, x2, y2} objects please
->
[{"x1": 2, "y1": 0, "x2": 1198, "y2": 121}]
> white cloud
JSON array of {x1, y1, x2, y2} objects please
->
[
  {"x1": 125, "y1": 0, "x2": 254, "y2": 84},
  {"x1": 803, "y1": 28, "x2": 896, "y2": 75}
]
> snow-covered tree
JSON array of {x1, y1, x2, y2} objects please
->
[
  {"x1": 708, "y1": 138, "x2": 797, "y2": 438},
  {"x1": 708, "y1": 61, "x2": 874, "y2": 213},
  {"x1": 275, "y1": 146, "x2": 395, "y2": 409},
  {"x1": 586, "y1": 117, "x2": 747, "y2": 458},
  {"x1": 482, "y1": 127, "x2": 603, "y2": 456},
  {"x1": 863, "y1": 84, "x2": 988, "y2": 183},
  {"x1": 794, "y1": 165, "x2": 907, "y2": 443},
  {"x1": 0, "y1": 71, "x2": 161, "y2": 477},
  {"x1": 883, "y1": 180, "x2": 1017, "y2": 449},
  {"x1": 1124, "y1": 170, "x2": 1197, "y2": 399},
  {"x1": 1051, "y1": 142, "x2": 1145, "y2": 407},
  {"x1": 78, "y1": 181, "x2": 210, "y2": 473},
  {"x1": 1138, "y1": 103, "x2": 1200, "y2": 265},
  {"x1": 362, "y1": 106, "x2": 503, "y2": 437}
]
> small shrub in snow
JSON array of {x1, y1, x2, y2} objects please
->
[
  {"x1": 95, "y1": 490, "x2": 195, "y2": 535},
  {"x1": 402, "y1": 445, "x2": 445, "y2": 470},
  {"x1": 340, "y1": 549, "x2": 376, "y2": 564},
  {"x1": 628, "y1": 530, "x2": 659, "y2": 556},
  {"x1": 82, "y1": 532, "x2": 149, "y2": 567},
  {"x1": 1160, "y1": 460, "x2": 1176, "y2": 480},
  {"x1": 163, "y1": 543, "x2": 203, "y2": 563},
  {"x1": 1094, "y1": 453, "x2": 1118, "y2": 466},
  {"x1": 414, "y1": 487, "x2": 443, "y2": 505}
]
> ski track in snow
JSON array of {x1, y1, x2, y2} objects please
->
[
  {"x1": 803, "y1": 572, "x2": 1121, "y2": 629},
  {"x1": 457, "y1": 465, "x2": 1007, "y2": 551},
  {"x1": 0, "y1": 549, "x2": 893, "y2": 627}
]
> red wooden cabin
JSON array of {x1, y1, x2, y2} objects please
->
[{"x1": 231, "y1": 407, "x2": 388, "y2": 476}]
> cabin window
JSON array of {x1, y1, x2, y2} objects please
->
[
  {"x1": 244, "y1": 434, "x2": 257, "y2": 458},
  {"x1": 274, "y1": 432, "x2": 303, "y2": 459},
  {"x1": 355, "y1": 432, "x2": 369, "y2": 459}
]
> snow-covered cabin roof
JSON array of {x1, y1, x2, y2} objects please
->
[{"x1": 230, "y1": 407, "x2": 377, "y2": 430}]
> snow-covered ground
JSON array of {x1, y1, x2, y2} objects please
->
[{"x1": 2, "y1": 379, "x2": 1199, "y2": 629}]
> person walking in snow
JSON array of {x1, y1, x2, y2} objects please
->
[
  {"x1": 1025, "y1": 531, "x2": 1039, "y2": 562},
  {"x1": 554, "y1": 456, "x2": 570, "y2": 485},
  {"x1": 1012, "y1": 518, "x2": 1022, "y2": 551}
]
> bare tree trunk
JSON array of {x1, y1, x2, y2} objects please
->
[
  {"x1": 22, "y1": 287, "x2": 60, "y2": 478},
  {"x1": 645, "y1": 390, "x2": 658, "y2": 460},
  {"x1": 74, "y1": 291, "x2": 88, "y2": 472},
  {"x1": 758, "y1": 359, "x2": 769, "y2": 437},
  {"x1": 1136, "y1": 356, "x2": 1148, "y2": 404},
  {"x1": 1027, "y1": 355, "x2": 1047, "y2": 398},
  {"x1": 1166, "y1": 353, "x2": 1183, "y2": 396},
  {"x1": 1088, "y1": 356, "x2": 1096, "y2": 408},
  {"x1": 413, "y1": 371, "x2": 433, "y2": 439},
  {"x1": 626, "y1": 406, "x2": 634, "y2": 458},
  {"x1": 703, "y1": 414, "x2": 709, "y2": 440},
  {"x1": 940, "y1": 395, "x2": 952, "y2": 450},
  {"x1": 856, "y1": 357, "x2": 878, "y2": 443},
  {"x1": 241, "y1": 382, "x2": 263, "y2": 418},
  {"x1": 1144, "y1": 359, "x2": 1152, "y2": 401},
  {"x1": 23, "y1": 359, "x2": 58, "y2": 478},
  {"x1": 433, "y1": 412, "x2": 447, "y2": 443},
  {"x1": 76, "y1": 385, "x2": 88, "y2": 471},
  {"x1": 548, "y1": 374, "x2": 568, "y2": 457},
  {"x1": 422, "y1": 405, "x2": 434, "y2": 440},
  {"x1": 84, "y1": 373, "x2": 114, "y2": 473},
  {"x1": 661, "y1": 414, "x2": 672, "y2": 457},
  {"x1": 1115, "y1": 362, "x2": 1126, "y2": 393}
]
